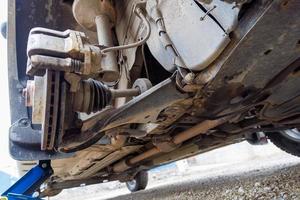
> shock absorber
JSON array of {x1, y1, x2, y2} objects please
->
[{"x1": 73, "y1": 0, "x2": 119, "y2": 82}]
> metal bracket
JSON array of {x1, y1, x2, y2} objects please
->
[{"x1": 26, "y1": 27, "x2": 102, "y2": 77}]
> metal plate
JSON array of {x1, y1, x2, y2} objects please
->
[
  {"x1": 201, "y1": 0, "x2": 300, "y2": 117},
  {"x1": 9, "y1": 118, "x2": 72, "y2": 161},
  {"x1": 208, "y1": 0, "x2": 300, "y2": 90},
  {"x1": 146, "y1": 0, "x2": 230, "y2": 71}
]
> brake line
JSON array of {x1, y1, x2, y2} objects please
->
[{"x1": 101, "y1": 7, "x2": 151, "y2": 54}]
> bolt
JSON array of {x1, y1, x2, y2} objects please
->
[
  {"x1": 190, "y1": 110, "x2": 198, "y2": 116},
  {"x1": 41, "y1": 163, "x2": 48, "y2": 168},
  {"x1": 75, "y1": 119, "x2": 83, "y2": 128},
  {"x1": 184, "y1": 73, "x2": 195, "y2": 84},
  {"x1": 32, "y1": 192, "x2": 39, "y2": 198},
  {"x1": 19, "y1": 118, "x2": 29, "y2": 127},
  {"x1": 23, "y1": 80, "x2": 35, "y2": 107},
  {"x1": 193, "y1": 98, "x2": 202, "y2": 105}
]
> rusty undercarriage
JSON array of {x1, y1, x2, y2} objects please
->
[{"x1": 7, "y1": 0, "x2": 300, "y2": 196}]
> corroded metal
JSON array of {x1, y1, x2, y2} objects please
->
[
  {"x1": 113, "y1": 116, "x2": 231, "y2": 172},
  {"x1": 73, "y1": 0, "x2": 119, "y2": 82}
]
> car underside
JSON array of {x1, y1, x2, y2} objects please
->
[{"x1": 6, "y1": 0, "x2": 300, "y2": 196}]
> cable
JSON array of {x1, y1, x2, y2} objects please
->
[
  {"x1": 101, "y1": 7, "x2": 151, "y2": 54},
  {"x1": 141, "y1": 44, "x2": 150, "y2": 79}
]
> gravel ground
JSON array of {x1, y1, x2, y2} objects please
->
[
  {"x1": 108, "y1": 162, "x2": 300, "y2": 200},
  {"x1": 51, "y1": 143, "x2": 300, "y2": 200}
]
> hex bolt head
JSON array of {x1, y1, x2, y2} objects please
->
[
  {"x1": 32, "y1": 192, "x2": 40, "y2": 198},
  {"x1": 41, "y1": 163, "x2": 48, "y2": 168}
]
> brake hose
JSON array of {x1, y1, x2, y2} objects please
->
[{"x1": 101, "y1": 7, "x2": 151, "y2": 54}]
